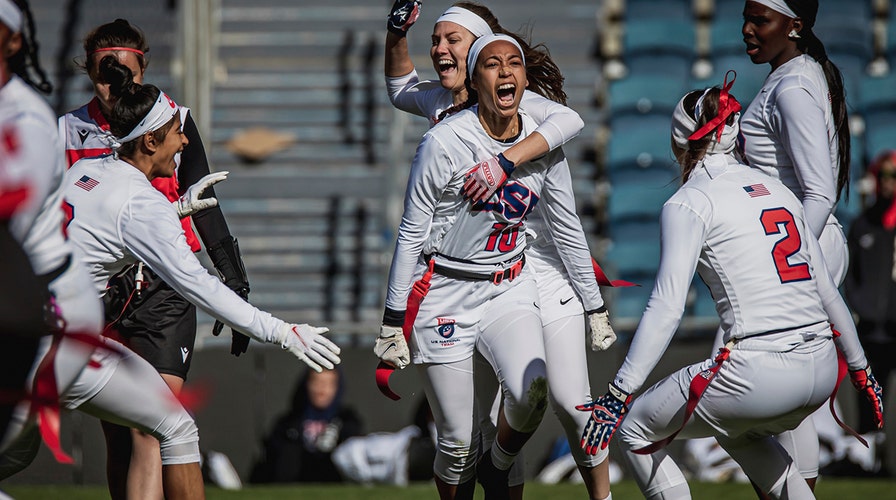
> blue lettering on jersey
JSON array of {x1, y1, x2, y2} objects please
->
[{"x1": 473, "y1": 181, "x2": 540, "y2": 221}]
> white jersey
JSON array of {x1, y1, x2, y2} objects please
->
[
  {"x1": 0, "y1": 76, "x2": 72, "y2": 275},
  {"x1": 386, "y1": 107, "x2": 584, "y2": 310},
  {"x1": 614, "y1": 154, "x2": 867, "y2": 394},
  {"x1": 386, "y1": 70, "x2": 602, "y2": 312},
  {"x1": 62, "y1": 156, "x2": 284, "y2": 344},
  {"x1": 740, "y1": 54, "x2": 838, "y2": 238}
]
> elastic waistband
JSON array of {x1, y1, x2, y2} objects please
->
[{"x1": 730, "y1": 321, "x2": 831, "y2": 350}]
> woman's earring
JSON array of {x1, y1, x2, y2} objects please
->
[{"x1": 788, "y1": 29, "x2": 801, "y2": 39}]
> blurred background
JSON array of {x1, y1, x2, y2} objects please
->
[{"x1": 9, "y1": 0, "x2": 896, "y2": 487}]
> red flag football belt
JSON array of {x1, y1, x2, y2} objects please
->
[
  {"x1": 633, "y1": 346, "x2": 731, "y2": 455},
  {"x1": 375, "y1": 259, "x2": 436, "y2": 401},
  {"x1": 430, "y1": 254, "x2": 525, "y2": 285}
]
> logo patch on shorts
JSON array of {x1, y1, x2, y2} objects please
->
[
  {"x1": 181, "y1": 347, "x2": 190, "y2": 363},
  {"x1": 436, "y1": 318, "x2": 456, "y2": 339}
]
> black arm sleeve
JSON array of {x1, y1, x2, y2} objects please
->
[{"x1": 178, "y1": 111, "x2": 234, "y2": 245}]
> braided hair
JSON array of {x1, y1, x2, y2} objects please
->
[
  {"x1": 784, "y1": 0, "x2": 850, "y2": 201},
  {"x1": 8, "y1": 0, "x2": 51, "y2": 94}
]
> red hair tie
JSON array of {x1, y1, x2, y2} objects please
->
[
  {"x1": 688, "y1": 70, "x2": 741, "y2": 142},
  {"x1": 90, "y1": 47, "x2": 145, "y2": 56}
]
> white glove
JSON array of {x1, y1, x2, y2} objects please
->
[
  {"x1": 277, "y1": 323, "x2": 341, "y2": 372},
  {"x1": 374, "y1": 324, "x2": 410, "y2": 369},
  {"x1": 589, "y1": 308, "x2": 616, "y2": 351},
  {"x1": 173, "y1": 171, "x2": 228, "y2": 218}
]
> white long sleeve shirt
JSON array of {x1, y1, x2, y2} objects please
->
[
  {"x1": 740, "y1": 54, "x2": 839, "y2": 238},
  {"x1": 386, "y1": 70, "x2": 602, "y2": 310},
  {"x1": 62, "y1": 156, "x2": 284, "y2": 344},
  {"x1": 614, "y1": 154, "x2": 866, "y2": 395},
  {"x1": 385, "y1": 107, "x2": 590, "y2": 311}
]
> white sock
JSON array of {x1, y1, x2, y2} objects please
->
[
  {"x1": 599, "y1": 494, "x2": 612, "y2": 500},
  {"x1": 491, "y1": 441, "x2": 516, "y2": 471}
]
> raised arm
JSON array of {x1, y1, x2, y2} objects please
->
[{"x1": 464, "y1": 93, "x2": 584, "y2": 202}]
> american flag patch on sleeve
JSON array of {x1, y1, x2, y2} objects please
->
[
  {"x1": 75, "y1": 175, "x2": 99, "y2": 191},
  {"x1": 743, "y1": 183, "x2": 770, "y2": 197}
]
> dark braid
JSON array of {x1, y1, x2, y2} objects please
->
[
  {"x1": 9, "y1": 0, "x2": 52, "y2": 94},
  {"x1": 435, "y1": 98, "x2": 475, "y2": 123},
  {"x1": 784, "y1": 0, "x2": 850, "y2": 201}
]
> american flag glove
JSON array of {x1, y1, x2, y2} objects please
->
[
  {"x1": 387, "y1": 0, "x2": 422, "y2": 36},
  {"x1": 576, "y1": 382, "x2": 632, "y2": 455},
  {"x1": 850, "y1": 365, "x2": 884, "y2": 430}
]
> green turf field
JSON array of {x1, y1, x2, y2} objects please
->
[{"x1": 3, "y1": 479, "x2": 893, "y2": 499}]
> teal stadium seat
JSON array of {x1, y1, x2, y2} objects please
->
[
  {"x1": 606, "y1": 112, "x2": 679, "y2": 172},
  {"x1": 609, "y1": 53, "x2": 693, "y2": 115},
  {"x1": 607, "y1": 167, "x2": 679, "y2": 221},
  {"x1": 606, "y1": 219, "x2": 662, "y2": 277}
]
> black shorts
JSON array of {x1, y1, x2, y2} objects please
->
[{"x1": 103, "y1": 265, "x2": 197, "y2": 379}]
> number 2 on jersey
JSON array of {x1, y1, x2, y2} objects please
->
[
  {"x1": 759, "y1": 207, "x2": 810, "y2": 283},
  {"x1": 484, "y1": 222, "x2": 519, "y2": 253}
]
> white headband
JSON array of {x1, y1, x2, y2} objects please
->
[
  {"x1": 752, "y1": 0, "x2": 797, "y2": 18},
  {"x1": 0, "y1": 0, "x2": 22, "y2": 32},
  {"x1": 436, "y1": 6, "x2": 492, "y2": 38},
  {"x1": 671, "y1": 93, "x2": 740, "y2": 156},
  {"x1": 113, "y1": 90, "x2": 179, "y2": 148},
  {"x1": 466, "y1": 34, "x2": 525, "y2": 78}
]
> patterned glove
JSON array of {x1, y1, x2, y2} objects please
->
[
  {"x1": 174, "y1": 171, "x2": 228, "y2": 218},
  {"x1": 588, "y1": 306, "x2": 616, "y2": 351},
  {"x1": 576, "y1": 383, "x2": 632, "y2": 455},
  {"x1": 850, "y1": 365, "x2": 884, "y2": 430},
  {"x1": 277, "y1": 323, "x2": 341, "y2": 372},
  {"x1": 387, "y1": 0, "x2": 422, "y2": 36},
  {"x1": 374, "y1": 324, "x2": 410, "y2": 369},
  {"x1": 463, "y1": 153, "x2": 515, "y2": 202}
]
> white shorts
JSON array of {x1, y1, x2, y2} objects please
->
[
  {"x1": 411, "y1": 267, "x2": 540, "y2": 364},
  {"x1": 527, "y1": 248, "x2": 585, "y2": 326}
]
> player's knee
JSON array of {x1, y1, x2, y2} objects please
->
[
  {"x1": 157, "y1": 411, "x2": 200, "y2": 466},
  {"x1": 504, "y1": 375, "x2": 548, "y2": 433},
  {"x1": 433, "y1": 437, "x2": 476, "y2": 484}
]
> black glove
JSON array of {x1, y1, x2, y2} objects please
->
[
  {"x1": 207, "y1": 236, "x2": 252, "y2": 357},
  {"x1": 387, "y1": 0, "x2": 422, "y2": 36}
]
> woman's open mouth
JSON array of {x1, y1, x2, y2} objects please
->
[{"x1": 496, "y1": 83, "x2": 516, "y2": 105}]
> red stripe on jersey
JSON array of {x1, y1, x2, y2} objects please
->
[
  {"x1": 86, "y1": 98, "x2": 111, "y2": 131},
  {"x1": 66, "y1": 148, "x2": 111, "y2": 168}
]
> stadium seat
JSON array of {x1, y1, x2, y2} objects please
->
[
  {"x1": 694, "y1": 53, "x2": 767, "y2": 103},
  {"x1": 610, "y1": 52, "x2": 693, "y2": 111},
  {"x1": 862, "y1": 108, "x2": 896, "y2": 162},
  {"x1": 606, "y1": 219, "x2": 662, "y2": 277},
  {"x1": 624, "y1": 0, "x2": 693, "y2": 22},
  {"x1": 815, "y1": 1, "x2": 874, "y2": 62},
  {"x1": 622, "y1": 19, "x2": 696, "y2": 58},
  {"x1": 605, "y1": 111, "x2": 679, "y2": 172},
  {"x1": 607, "y1": 167, "x2": 679, "y2": 220},
  {"x1": 856, "y1": 72, "x2": 896, "y2": 114}
]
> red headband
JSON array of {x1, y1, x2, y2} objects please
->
[
  {"x1": 688, "y1": 70, "x2": 741, "y2": 143},
  {"x1": 90, "y1": 47, "x2": 145, "y2": 57}
]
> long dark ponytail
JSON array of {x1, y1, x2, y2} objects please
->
[
  {"x1": 99, "y1": 56, "x2": 165, "y2": 157},
  {"x1": 785, "y1": 0, "x2": 850, "y2": 201}
]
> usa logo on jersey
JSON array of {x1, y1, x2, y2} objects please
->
[{"x1": 436, "y1": 317, "x2": 456, "y2": 338}]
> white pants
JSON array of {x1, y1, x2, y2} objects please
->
[
  {"x1": 0, "y1": 261, "x2": 102, "y2": 454},
  {"x1": 416, "y1": 272, "x2": 547, "y2": 485},
  {"x1": 618, "y1": 331, "x2": 838, "y2": 499},
  {"x1": 0, "y1": 338, "x2": 200, "y2": 479}
]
